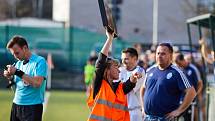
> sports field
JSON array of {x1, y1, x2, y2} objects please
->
[{"x1": 0, "y1": 90, "x2": 90, "y2": 121}]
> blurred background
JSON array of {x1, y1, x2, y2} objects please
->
[{"x1": 0, "y1": 0, "x2": 214, "y2": 121}]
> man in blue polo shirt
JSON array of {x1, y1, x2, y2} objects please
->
[
  {"x1": 3, "y1": 35, "x2": 47, "y2": 121},
  {"x1": 175, "y1": 53, "x2": 203, "y2": 121},
  {"x1": 140, "y1": 43, "x2": 196, "y2": 121}
]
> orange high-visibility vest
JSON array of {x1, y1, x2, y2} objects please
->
[
  {"x1": 87, "y1": 86, "x2": 94, "y2": 110},
  {"x1": 87, "y1": 80, "x2": 130, "y2": 121}
]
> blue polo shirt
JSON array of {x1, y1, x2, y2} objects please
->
[
  {"x1": 183, "y1": 64, "x2": 201, "y2": 91},
  {"x1": 13, "y1": 54, "x2": 48, "y2": 105},
  {"x1": 143, "y1": 64, "x2": 191, "y2": 117}
]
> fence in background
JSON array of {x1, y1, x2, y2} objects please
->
[{"x1": 0, "y1": 25, "x2": 130, "y2": 89}]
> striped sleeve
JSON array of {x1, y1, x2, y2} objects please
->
[
  {"x1": 190, "y1": 64, "x2": 202, "y2": 81},
  {"x1": 171, "y1": 65, "x2": 191, "y2": 88}
]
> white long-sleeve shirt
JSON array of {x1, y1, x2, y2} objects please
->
[{"x1": 119, "y1": 66, "x2": 145, "y2": 109}]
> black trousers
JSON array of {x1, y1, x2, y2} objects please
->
[{"x1": 10, "y1": 103, "x2": 43, "y2": 121}]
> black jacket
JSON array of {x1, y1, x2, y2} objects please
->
[{"x1": 93, "y1": 53, "x2": 136, "y2": 99}]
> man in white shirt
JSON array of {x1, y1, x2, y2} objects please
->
[{"x1": 119, "y1": 48, "x2": 145, "y2": 121}]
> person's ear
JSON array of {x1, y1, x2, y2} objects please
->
[
  {"x1": 23, "y1": 47, "x2": 26, "y2": 52},
  {"x1": 135, "y1": 56, "x2": 138, "y2": 61},
  {"x1": 23, "y1": 46, "x2": 27, "y2": 52}
]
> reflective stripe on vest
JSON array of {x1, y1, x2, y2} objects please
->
[
  {"x1": 90, "y1": 114, "x2": 112, "y2": 121},
  {"x1": 88, "y1": 80, "x2": 130, "y2": 121},
  {"x1": 97, "y1": 98, "x2": 128, "y2": 111}
]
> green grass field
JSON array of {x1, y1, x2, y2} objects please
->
[{"x1": 0, "y1": 90, "x2": 89, "y2": 121}]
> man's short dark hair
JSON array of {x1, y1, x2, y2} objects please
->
[
  {"x1": 122, "y1": 47, "x2": 138, "y2": 58},
  {"x1": 7, "y1": 35, "x2": 28, "y2": 49},
  {"x1": 157, "y1": 43, "x2": 173, "y2": 53},
  {"x1": 175, "y1": 53, "x2": 185, "y2": 61}
]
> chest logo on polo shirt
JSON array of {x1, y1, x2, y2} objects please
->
[
  {"x1": 149, "y1": 73, "x2": 153, "y2": 77},
  {"x1": 166, "y1": 72, "x2": 173, "y2": 79},
  {"x1": 187, "y1": 70, "x2": 192, "y2": 76}
]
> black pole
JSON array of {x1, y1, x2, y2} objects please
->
[{"x1": 198, "y1": 21, "x2": 202, "y2": 39}]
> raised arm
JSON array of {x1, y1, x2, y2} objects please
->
[
  {"x1": 199, "y1": 38, "x2": 214, "y2": 64},
  {"x1": 92, "y1": 30, "x2": 114, "y2": 99},
  {"x1": 101, "y1": 30, "x2": 114, "y2": 56}
]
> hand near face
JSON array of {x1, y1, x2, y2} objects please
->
[{"x1": 130, "y1": 72, "x2": 142, "y2": 83}]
